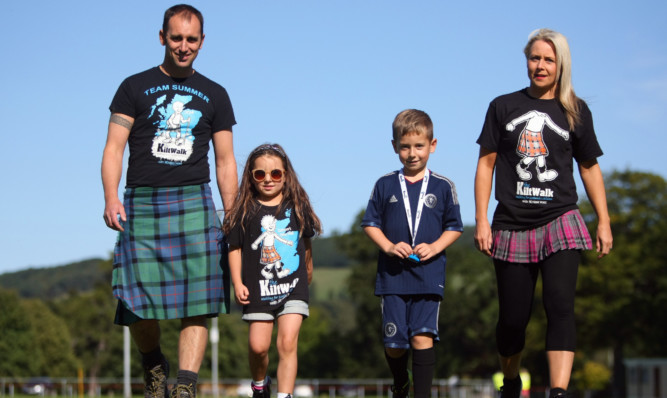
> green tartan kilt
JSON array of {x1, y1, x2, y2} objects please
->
[{"x1": 112, "y1": 184, "x2": 229, "y2": 323}]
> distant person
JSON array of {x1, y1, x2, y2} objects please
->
[
  {"x1": 474, "y1": 29, "x2": 613, "y2": 398},
  {"x1": 519, "y1": 369, "x2": 531, "y2": 397},
  {"x1": 362, "y1": 110, "x2": 463, "y2": 398},
  {"x1": 224, "y1": 143, "x2": 322, "y2": 398},
  {"x1": 101, "y1": 4, "x2": 237, "y2": 398},
  {"x1": 493, "y1": 369, "x2": 530, "y2": 397}
]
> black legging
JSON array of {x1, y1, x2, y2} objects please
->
[{"x1": 494, "y1": 249, "x2": 580, "y2": 357}]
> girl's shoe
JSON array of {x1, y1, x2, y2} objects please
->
[{"x1": 251, "y1": 377, "x2": 271, "y2": 398}]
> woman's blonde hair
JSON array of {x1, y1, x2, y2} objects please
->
[{"x1": 524, "y1": 28, "x2": 581, "y2": 130}]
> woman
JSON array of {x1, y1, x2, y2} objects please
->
[{"x1": 474, "y1": 29, "x2": 613, "y2": 398}]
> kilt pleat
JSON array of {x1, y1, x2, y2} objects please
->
[
  {"x1": 491, "y1": 209, "x2": 592, "y2": 263},
  {"x1": 112, "y1": 184, "x2": 229, "y2": 320}
]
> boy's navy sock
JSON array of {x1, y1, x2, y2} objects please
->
[
  {"x1": 385, "y1": 350, "x2": 410, "y2": 387},
  {"x1": 412, "y1": 347, "x2": 435, "y2": 398},
  {"x1": 140, "y1": 346, "x2": 165, "y2": 370}
]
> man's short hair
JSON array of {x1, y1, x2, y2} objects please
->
[
  {"x1": 162, "y1": 4, "x2": 204, "y2": 36},
  {"x1": 392, "y1": 109, "x2": 433, "y2": 141}
]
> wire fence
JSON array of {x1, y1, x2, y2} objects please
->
[{"x1": 0, "y1": 377, "x2": 496, "y2": 398}]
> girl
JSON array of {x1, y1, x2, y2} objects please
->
[
  {"x1": 224, "y1": 143, "x2": 322, "y2": 398},
  {"x1": 474, "y1": 29, "x2": 612, "y2": 398}
]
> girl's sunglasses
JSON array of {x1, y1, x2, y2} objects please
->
[{"x1": 252, "y1": 168, "x2": 284, "y2": 182}]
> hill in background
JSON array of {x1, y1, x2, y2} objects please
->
[
  {"x1": 0, "y1": 258, "x2": 109, "y2": 300},
  {"x1": 0, "y1": 236, "x2": 353, "y2": 300}
]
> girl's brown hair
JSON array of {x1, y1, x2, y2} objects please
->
[{"x1": 223, "y1": 143, "x2": 322, "y2": 237}]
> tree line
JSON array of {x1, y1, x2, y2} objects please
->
[{"x1": 0, "y1": 170, "x2": 665, "y2": 397}]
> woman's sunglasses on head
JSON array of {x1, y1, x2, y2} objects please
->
[{"x1": 252, "y1": 169, "x2": 284, "y2": 182}]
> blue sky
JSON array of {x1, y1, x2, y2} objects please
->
[{"x1": 1, "y1": 0, "x2": 665, "y2": 273}]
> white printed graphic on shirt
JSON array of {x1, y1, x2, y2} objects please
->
[
  {"x1": 150, "y1": 94, "x2": 201, "y2": 164},
  {"x1": 251, "y1": 209, "x2": 302, "y2": 305},
  {"x1": 507, "y1": 110, "x2": 569, "y2": 183},
  {"x1": 251, "y1": 214, "x2": 295, "y2": 280}
]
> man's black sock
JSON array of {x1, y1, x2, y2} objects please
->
[
  {"x1": 140, "y1": 346, "x2": 164, "y2": 370},
  {"x1": 177, "y1": 369, "x2": 198, "y2": 387}
]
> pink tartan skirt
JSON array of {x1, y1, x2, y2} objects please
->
[{"x1": 491, "y1": 209, "x2": 592, "y2": 263}]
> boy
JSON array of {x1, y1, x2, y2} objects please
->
[{"x1": 362, "y1": 109, "x2": 463, "y2": 398}]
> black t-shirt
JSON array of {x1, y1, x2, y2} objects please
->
[
  {"x1": 226, "y1": 202, "x2": 314, "y2": 314},
  {"x1": 109, "y1": 67, "x2": 236, "y2": 187},
  {"x1": 477, "y1": 89, "x2": 603, "y2": 230}
]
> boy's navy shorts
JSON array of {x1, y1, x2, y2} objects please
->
[{"x1": 381, "y1": 294, "x2": 441, "y2": 349}]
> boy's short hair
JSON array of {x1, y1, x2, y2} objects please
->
[{"x1": 392, "y1": 109, "x2": 433, "y2": 142}]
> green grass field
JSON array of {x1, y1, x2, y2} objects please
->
[{"x1": 310, "y1": 267, "x2": 352, "y2": 303}]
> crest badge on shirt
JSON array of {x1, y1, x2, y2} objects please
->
[{"x1": 424, "y1": 193, "x2": 437, "y2": 209}]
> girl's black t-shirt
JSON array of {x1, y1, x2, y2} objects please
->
[{"x1": 226, "y1": 202, "x2": 314, "y2": 314}]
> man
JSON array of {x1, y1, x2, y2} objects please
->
[{"x1": 101, "y1": 5, "x2": 237, "y2": 398}]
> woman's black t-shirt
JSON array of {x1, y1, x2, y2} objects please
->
[{"x1": 477, "y1": 88, "x2": 603, "y2": 230}]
